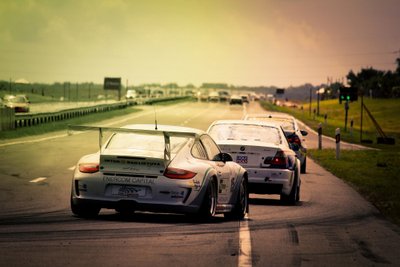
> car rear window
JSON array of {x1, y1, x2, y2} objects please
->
[
  {"x1": 247, "y1": 117, "x2": 295, "y2": 132},
  {"x1": 208, "y1": 124, "x2": 281, "y2": 144},
  {"x1": 106, "y1": 133, "x2": 191, "y2": 154}
]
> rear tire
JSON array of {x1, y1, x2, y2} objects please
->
[
  {"x1": 280, "y1": 175, "x2": 299, "y2": 206},
  {"x1": 198, "y1": 178, "x2": 217, "y2": 220},
  {"x1": 300, "y1": 157, "x2": 307, "y2": 174},
  {"x1": 71, "y1": 197, "x2": 100, "y2": 218},
  {"x1": 225, "y1": 178, "x2": 248, "y2": 220}
]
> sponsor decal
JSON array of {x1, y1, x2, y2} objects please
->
[
  {"x1": 103, "y1": 176, "x2": 155, "y2": 185},
  {"x1": 192, "y1": 179, "x2": 202, "y2": 191},
  {"x1": 219, "y1": 178, "x2": 228, "y2": 194},
  {"x1": 230, "y1": 177, "x2": 236, "y2": 192},
  {"x1": 171, "y1": 191, "x2": 185, "y2": 199},
  {"x1": 103, "y1": 159, "x2": 161, "y2": 167}
]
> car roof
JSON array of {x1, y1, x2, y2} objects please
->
[
  {"x1": 209, "y1": 119, "x2": 281, "y2": 128},
  {"x1": 122, "y1": 124, "x2": 205, "y2": 136},
  {"x1": 245, "y1": 113, "x2": 295, "y2": 120}
]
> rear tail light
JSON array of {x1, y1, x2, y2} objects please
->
[
  {"x1": 79, "y1": 163, "x2": 100, "y2": 173},
  {"x1": 263, "y1": 150, "x2": 288, "y2": 169},
  {"x1": 164, "y1": 167, "x2": 197, "y2": 179}
]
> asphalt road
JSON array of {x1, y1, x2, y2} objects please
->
[{"x1": 0, "y1": 101, "x2": 399, "y2": 267}]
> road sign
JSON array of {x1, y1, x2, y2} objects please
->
[{"x1": 104, "y1": 77, "x2": 121, "y2": 90}]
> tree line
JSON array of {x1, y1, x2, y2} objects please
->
[{"x1": 346, "y1": 57, "x2": 400, "y2": 98}]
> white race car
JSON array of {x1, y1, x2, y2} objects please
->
[
  {"x1": 207, "y1": 120, "x2": 301, "y2": 205},
  {"x1": 69, "y1": 124, "x2": 249, "y2": 220},
  {"x1": 244, "y1": 113, "x2": 308, "y2": 173}
]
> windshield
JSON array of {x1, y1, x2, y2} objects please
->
[
  {"x1": 208, "y1": 124, "x2": 281, "y2": 144},
  {"x1": 6, "y1": 96, "x2": 27, "y2": 103},
  {"x1": 247, "y1": 117, "x2": 295, "y2": 132}
]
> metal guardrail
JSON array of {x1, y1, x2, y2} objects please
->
[
  {"x1": 14, "y1": 102, "x2": 128, "y2": 129},
  {"x1": 0, "y1": 96, "x2": 190, "y2": 131}
]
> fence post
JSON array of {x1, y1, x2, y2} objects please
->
[
  {"x1": 335, "y1": 128, "x2": 341, "y2": 159},
  {"x1": 318, "y1": 123, "x2": 322, "y2": 150}
]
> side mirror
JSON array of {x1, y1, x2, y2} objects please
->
[
  {"x1": 300, "y1": 130, "x2": 308, "y2": 136},
  {"x1": 290, "y1": 143, "x2": 300, "y2": 151},
  {"x1": 214, "y1": 152, "x2": 233, "y2": 162},
  {"x1": 222, "y1": 153, "x2": 233, "y2": 162}
]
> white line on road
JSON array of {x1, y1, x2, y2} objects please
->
[
  {"x1": 30, "y1": 177, "x2": 47, "y2": 183},
  {"x1": 239, "y1": 215, "x2": 252, "y2": 267},
  {"x1": 68, "y1": 166, "x2": 76, "y2": 171},
  {"x1": 0, "y1": 134, "x2": 68, "y2": 148}
]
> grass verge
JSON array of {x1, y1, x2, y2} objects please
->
[
  {"x1": 260, "y1": 99, "x2": 400, "y2": 226},
  {"x1": 309, "y1": 149, "x2": 400, "y2": 226},
  {"x1": 260, "y1": 99, "x2": 400, "y2": 150}
]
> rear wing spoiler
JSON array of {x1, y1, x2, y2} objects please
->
[{"x1": 68, "y1": 125, "x2": 198, "y2": 163}]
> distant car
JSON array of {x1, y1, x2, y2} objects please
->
[
  {"x1": 229, "y1": 95, "x2": 243, "y2": 105},
  {"x1": 241, "y1": 95, "x2": 250, "y2": 103},
  {"x1": 125, "y1": 89, "x2": 137, "y2": 99},
  {"x1": 69, "y1": 124, "x2": 249, "y2": 220},
  {"x1": 3, "y1": 95, "x2": 30, "y2": 112},
  {"x1": 208, "y1": 120, "x2": 301, "y2": 205},
  {"x1": 125, "y1": 89, "x2": 137, "y2": 104},
  {"x1": 218, "y1": 91, "x2": 230, "y2": 102},
  {"x1": 208, "y1": 92, "x2": 220, "y2": 102},
  {"x1": 151, "y1": 90, "x2": 164, "y2": 98},
  {"x1": 244, "y1": 113, "x2": 308, "y2": 173}
]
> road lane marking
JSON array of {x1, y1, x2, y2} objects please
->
[
  {"x1": 239, "y1": 215, "x2": 252, "y2": 267},
  {"x1": 68, "y1": 166, "x2": 76, "y2": 171},
  {"x1": 0, "y1": 134, "x2": 68, "y2": 148},
  {"x1": 30, "y1": 177, "x2": 47, "y2": 183}
]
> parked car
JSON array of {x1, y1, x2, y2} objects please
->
[
  {"x1": 3, "y1": 95, "x2": 30, "y2": 112},
  {"x1": 69, "y1": 124, "x2": 249, "y2": 220},
  {"x1": 244, "y1": 113, "x2": 308, "y2": 173},
  {"x1": 207, "y1": 120, "x2": 301, "y2": 205}
]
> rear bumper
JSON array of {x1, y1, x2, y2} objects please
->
[
  {"x1": 71, "y1": 196, "x2": 202, "y2": 214},
  {"x1": 246, "y1": 167, "x2": 294, "y2": 195}
]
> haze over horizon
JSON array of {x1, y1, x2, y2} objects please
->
[{"x1": 1, "y1": 0, "x2": 399, "y2": 88}]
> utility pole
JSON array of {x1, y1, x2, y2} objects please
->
[
  {"x1": 76, "y1": 83, "x2": 79, "y2": 101},
  {"x1": 89, "y1": 83, "x2": 92, "y2": 100},
  {"x1": 309, "y1": 87, "x2": 312, "y2": 116},
  {"x1": 317, "y1": 89, "x2": 320, "y2": 116},
  {"x1": 344, "y1": 100, "x2": 349, "y2": 131},
  {"x1": 360, "y1": 92, "x2": 364, "y2": 142}
]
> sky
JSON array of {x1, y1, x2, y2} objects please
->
[{"x1": 1, "y1": 0, "x2": 399, "y2": 87}]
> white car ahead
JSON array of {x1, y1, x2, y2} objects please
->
[
  {"x1": 69, "y1": 124, "x2": 249, "y2": 220},
  {"x1": 207, "y1": 120, "x2": 301, "y2": 205},
  {"x1": 244, "y1": 113, "x2": 308, "y2": 173}
]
